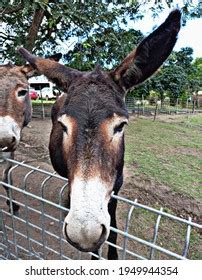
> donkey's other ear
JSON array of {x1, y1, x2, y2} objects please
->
[
  {"x1": 18, "y1": 48, "x2": 81, "y2": 91},
  {"x1": 110, "y1": 9, "x2": 181, "y2": 92},
  {"x1": 46, "y1": 53, "x2": 62, "y2": 62},
  {"x1": 20, "y1": 64, "x2": 37, "y2": 78}
]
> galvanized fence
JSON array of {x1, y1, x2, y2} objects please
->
[{"x1": 0, "y1": 159, "x2": 201, "y2": 260}]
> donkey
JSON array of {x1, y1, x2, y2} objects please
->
[
  {"x1": 0, "y1": 63, "x2": 34, "y2": 213},
  {"x1": 0, "y1": 54, "x2": 60, "y2": 212},
  {"x1": 18, "y1": 10, "x2": 181, "y2": 259}
]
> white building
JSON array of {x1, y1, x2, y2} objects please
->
[{"x1": 28, "y1": 75, "x2": 56, "y2": 99}]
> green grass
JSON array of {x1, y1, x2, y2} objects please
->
[
  {"x1": 128, "y1": 208, "x2": 201, "y2": 259},
  {"x1": 31, "y1": 99, "x2": 55, "y2": 105},
  {"x1": 119, "y1": 204, "x2": 201, "y2": 259},
  {"x1": 184, "y1": 115, "x2": 202, "y2": 126},
  {"x1": 125, "y1": 115, "x2": 202, "y2": 201},
  {"x1": 122, "y1": 115, "x2": 201, "y2": 260}
]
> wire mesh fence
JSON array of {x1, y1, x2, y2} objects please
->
[
  {"x1": 125, "y1": 96, "x2": 202, "y2": 116},
  {"x1": 0, "y1": 158, "x2": 201, "y2": 260}
]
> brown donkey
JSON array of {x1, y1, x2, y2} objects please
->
[
  {"x1": 18, "y1": 10, "x2": 181, "y2": 259},
  {"x1": 0, "y1": 63, "x2": 33, "y2": 213}
]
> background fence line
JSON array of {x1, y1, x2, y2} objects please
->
[
  {"x1": 31, "y1": 97, "x2": 202, "y2": 119},
  {"x1": 125, "y1": 96, "x2": 202, "y2": 116}
]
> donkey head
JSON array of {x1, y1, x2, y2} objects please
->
[
  {"x1": 18, "y1": 10, "x2": 181, "y2": 252},
  {"x1": 0, "y1": 63, "x2": 34, "y2": 153}
]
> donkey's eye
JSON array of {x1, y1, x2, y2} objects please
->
[
  {"x1": 114, "y1": 122, "x2": 127, "y2": 134},
  {"x1": 18, "y1": 90, "x2": 28, "y2": 97},
  {"x1": 58, "y1": 121, "x2": 68, "y2": 133}
]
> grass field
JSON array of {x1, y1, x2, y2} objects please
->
[
  {"x1": 31, "y1": 99, "x2": 55, "y2": 105},
  {"x1": 125, "y1": 114, "x2": 202, "y2": 201},
  {"x1": 121, "y1": 114, "x2": 201, "y2": 259}
]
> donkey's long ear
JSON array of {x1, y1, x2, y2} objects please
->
[
  {"x1": 110, "y1": 9, "x2": 181, "y2": 92},
  {"x1": 18, "y1": 48, "x2": 81, "y2": 91}
]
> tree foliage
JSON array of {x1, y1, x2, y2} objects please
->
[
  {"x1": 1, "y1": 0, "x2": 143, "y2": 63},
  {"x1": 65, "y1": 29, "x2": 144, "y2": 70},
  {"x1": 0, "y1": 0, "x2": 200, "y2": 64},
  {"x1": 0, "y1": 1, "x2": 200, "y2": 103},
  {"x1": 192, "y1": 57, "x2": 202, "y2": 90}
]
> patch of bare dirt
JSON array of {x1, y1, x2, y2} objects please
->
[
  {"x1": 168, "y1": 146, "x2": 201, "y2": 158},
  {"x1": 139, "y1": 114, "x2": 186, "y2": 123},
  {"x1": 17, "y1": 118, "x2": 52, "y2": 163},
  {"x1": 139, "y1": 112, "x2": 202, "y2": 125},
  {"x1": 122, "y1": 170, "x2": 201, "y2": 223}
]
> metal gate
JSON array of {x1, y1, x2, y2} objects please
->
[{"x1": 0, "y1": 159, "x2": 201, "y2": 260}]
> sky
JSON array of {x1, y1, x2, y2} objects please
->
[
  {"x1": 132, "y1": 2, "x2": 202, "y2": 59},
  {"x1": 174, "y1": 17, "x2": 202, "y2": 58}
]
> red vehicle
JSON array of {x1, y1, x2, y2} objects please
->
[{"x1": 29, "y1": 90, "x2": 38, "y2": 100}]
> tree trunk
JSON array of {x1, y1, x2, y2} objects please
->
[{"x1": 26, "y1": 8, "x2": 45, "y2": 52}]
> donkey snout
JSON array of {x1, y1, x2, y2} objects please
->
[
  {"x1": 0, "y1": 135, "x2": 17, "y2": 151},
  {"x1": 63, "y1": 214, "x2": 109, "y2": 252},
  {"x1": 63, "y1": 177, "x2": 111, "y2": 251},
  {"x1": 0, "y1": 116, "x2": 20, "y2": 151}
]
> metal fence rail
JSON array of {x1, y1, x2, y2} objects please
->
[{"x1": 0, "y1": 159, "x2": 201, "y2": 260}]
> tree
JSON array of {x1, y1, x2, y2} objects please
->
[
  {"x1": 65, "y1": 29, "x2": 144, "y2": 70},
  {"x1": 0, "y1": 0, "x2": 143, "y2": 64},
  {"x1": 0, "y1": 0, "x2": 200, "y2": 64},
  {"x1": 192, "y1": 57, "x2": 202, "y2": 90}
]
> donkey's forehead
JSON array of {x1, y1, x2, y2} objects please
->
[
  {"x1": 0, "y1": 66, "x2": 28, "y2": 82},
  {"x1": 68, "y1": 68, "x2": 122, "y2": 95},
  {"x1": 61, "y1": 89, "x2": 128, "y2": 126},
  {"x1": 64, "y1": 71, "x2": 126, "y2": 110},
  {"x1": 0, "y1": 67, "x2": 28, "y2": 95}
]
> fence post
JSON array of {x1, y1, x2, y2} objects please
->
[
  {"x1": 192, "y1": 100, "x2": 196, "y2": 114},
  {"x1": 153, "y1": 102, "x2": 158, "y2": 121},
  {"x1": 186, "y1": 98, "x2": 189, "y2": 113},
  {"x1": 142, "y1": 95, "x2": 145, "y2": 115},
  {"x1": 39, "y1": 86, "x2": 45, "y2": 119},
  {"x1": 176, "y1": 98, "x2": 179, "y2": 114}
]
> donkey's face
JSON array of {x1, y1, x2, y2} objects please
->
[
  {"x1": 49, "y1": 70, "x2": 128, "y2": 251},
  {"x1": 0, "y1": 63, "x2": 33, "y2": 153},
  {"x1": 19, "y1": 10, "x2": 181, "y2": 252}
]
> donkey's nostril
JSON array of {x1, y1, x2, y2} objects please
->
[
  {"x1": 63, "y1": 222, "x2": 68, "y2": 240},
  {"x1": 12, "y1": 136, "x2": 16, "y2": 143}
]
